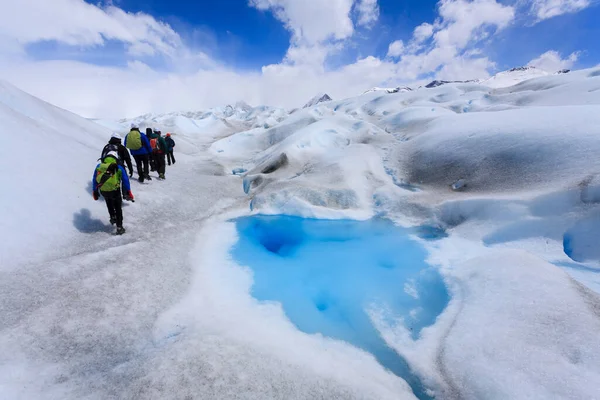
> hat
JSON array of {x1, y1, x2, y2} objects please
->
[
  {"x1": 130, "y1": 122, "x2": 139, "y2": 129},
  {"x1": 166, "y1": 133, "x2": 171, "y2": 137},
  {"x1": 104, "y1": 150, "x2": 119, "y2": 161},
  {"x1": 111, "y1": 133, "x2": 122, "y2": 140}
]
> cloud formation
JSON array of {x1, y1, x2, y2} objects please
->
[
  {"x1": 527, "y1": 50, "x2": 580, "y2": 70},
  {"x1": 0, "y1": 0, "x2": 591, "y2": 118},
  {"x1": 529, "y1": 0, "x2": 591, "y2": 21},
  {"x1": 248, "y1": 0, "x2": 355, "y2": 43}
]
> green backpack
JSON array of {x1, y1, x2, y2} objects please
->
[
  {"x1": 96, "y1": 160, "x2": 121, "y2": 192},
  {"x1": 126, "y1": 130, "x2": 142, "y2": 150}
]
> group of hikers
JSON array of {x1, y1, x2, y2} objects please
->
[{"x1": 92, "y1": 123, "x2": 177, "y2": 235}]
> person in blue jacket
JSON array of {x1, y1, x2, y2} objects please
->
[
  {"x1": 92, "y1": 151, "x2": 134, "y2": 235},
  {"x1": 124, "y1": 123, "x2": 153, "y2": 183}
]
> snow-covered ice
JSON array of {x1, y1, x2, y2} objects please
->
[
  {"x1": 2, "y1": 65, "x2": 600, "y2": 399},
  {"x1": 231, "y1": 215, "x2": 449, "y2": 398}
]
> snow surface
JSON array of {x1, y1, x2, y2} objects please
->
[
  {"x1": 364, "y1": 87, "x2": 412, "y2": 94},
  {"x1": 2, "y1": 66, "x2": 600, "y2": 399},
  {"x1": 0, "y1": 80, "x2": 110, "y2": 266},
  {"x1": 480, "y1": 66, "x2": 551, "y2": 88},
  {"x1": 303, "y1": 93, "x2": 333, "y2": 108}
]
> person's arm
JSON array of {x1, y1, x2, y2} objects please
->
[
  {"x1": 119, "y1": 165, "x2": 131, "y2": 192},
  {"x1": 120, "y1": 145, "x2": 133, "y2": 174},
  {"x1": 119, "y1": 165, "x2": 134, "y2": 201},
  {"x1": 92, "y1": 165, "x2": 100, "y2": 199}
]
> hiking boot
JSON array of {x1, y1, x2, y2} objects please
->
[
  {"x1": 138, "y1": 176, "x2": 144, "y2": 183},
  {"x1": 159, "y1": 173, "x2": 166, "y2": 180},
  {"x1": 110, "y1": 216, "x2": 116, "y2": 225},
  {"x1": 116, "y1": 226, "x2": 126, "y2": 235},
  {"x1": 145, "y1": 175, "x2": 152, "y2": 181}
]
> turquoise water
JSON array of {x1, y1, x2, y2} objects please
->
[{"x1": 231, "y1": 215, "x2": 449, "y2": 399}]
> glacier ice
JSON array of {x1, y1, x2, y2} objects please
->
[{"x1": 231, "y1": 215, "x2": 449, "y2": 398}]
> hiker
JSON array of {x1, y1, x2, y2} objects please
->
[
  {"x1": 149, "y1": 130, "x2": 168, "y2": 180},
  {"x1": 101, "y1": 133, "x2": 134, "y2": 177},
  {"x1": 125, "y1": 123, "x2": 153, "y2": 183},
  {"x1": 165, "y1": 133, "x2": 176, "y2": 165},
  {"x1": 92, "y1": 151, "x2": 134, "y2": 235},
  {"x1": 146, "y1": 127, "x2": 157, "y2": 172}
]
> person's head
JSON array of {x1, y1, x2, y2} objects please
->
[
  {"x1": 110, "y1": 133, "x2": 122, "y2": 143},
  {"x1": 146, "y1": 127, "x2": 152, "y2": 135},
  {"x1": 166, "y1": 133, "x2": 171, "y2": 137},
  {"x1": 103, "y1": 150, "x2": 119, "y2": 164},
  {"x1": 130, "y1": 122, "x2": 139, "y2": 131},
  {"x1": 156, "y1": 131, "x2": 162, "y2": 136}
]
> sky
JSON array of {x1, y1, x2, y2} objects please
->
[{"x1": 0, "y1": 0, "x2": 598, "y2": 118}]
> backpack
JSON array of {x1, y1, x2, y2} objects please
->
[
  {"x1": 150, "y1": 138, "x2": 159, "y2": 153},
  {"x1": 96, "y1": 161, "x2": 121, "y2": 192},
  {"x1": 101, "y1": 143, "x2": 121, "y2": 162},
  {"x1": 126, "y1": 130, "x2": 142, "y2": 150}
]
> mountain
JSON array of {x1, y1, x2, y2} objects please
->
[
  {"x1": 425, "y1": 79, "x2": 478, "y2": 88},
  {"x1": 480, "y1": 66, "x2": 551, "y2": 89},
  {"x1": 4, "y1": 66, "x2": 600, "y2": 400},
  {"x1": 303, "y1": 93, "x2": 332, "y2": 108},
  {"x1": 364, "y1": 87, "x2": 412, "y2": 94},
  {"x1": 94, "y1": 103, "x2": 289, "y2": 148},
  {"x1": 0, "y1": 79, "x2": 110, "y2": 265}
]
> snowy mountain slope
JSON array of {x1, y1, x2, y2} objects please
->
[
  {"x1": 95, "y1": 103, "x2": 290, "y2": 155},
  {"x1": 480, "y1": 66, "x2": 551, "y2": 88},
  {"x1": 3, "y1": 67, "x2": 600, "y2": 400},
  {"x1": 424, "y1": 79, "x2": 479, "y2": 88},
  {"x1": 303, "y1": 93, "x2": 333, "y2": 108},
  {"x1": 0, "y1": 84, "x2": 418, "y2": 400},
  {"x1": 208, "y1": 67, "x2": 600, "y2": 397},
  {"x1": 0, "y1": 80, "x2": 111, "y2": 267},
  {"x1": 364, "y1": 87, "x2": 412, "y2": 94},
  {"x1": 217, "y1": 67, "x2": 600, "y2": 217}
]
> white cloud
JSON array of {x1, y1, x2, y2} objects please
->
[
  {"x1": 527, "y1": 50, "x2": 579, "y2": 71},
  {"x1": 529, "y1": 0, "x2": 591, "y2": 21},
  {"x1": 434, "y1": 0, "x2": 514, "y2": 49},
  {"x1": 0, "y1": 0, "x2": 549, "y2": 119},
  {"x1": 356, "y1": 0, "x2": 380, "y2": 27},
  {"x1": 436, "y1": 55, "x2": 496, "y2": 80},
  {"x1": 248, "y1": 0, "x2": 355, "y2": 43},
  {"x1": 413, "y1": 23, "x2": 434, "y2": 44},
  {"x1": 0, "y1": 0, "x2": 181, "y2": 57},
  {"x1": 390, "y1": 0, "x2": 514, "y2": 80},
  {"x1": 387, "y1": 40, "x2": 405, "y2": 58}
]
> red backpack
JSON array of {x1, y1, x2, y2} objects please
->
[{"x1": 150, "y1": 138, "x2": 158, "y2": 153}]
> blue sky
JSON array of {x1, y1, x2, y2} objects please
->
[
  {"x1": 0, "y1": 0, "x2": 598, "y2": 118},
  {"x1": 78, "y1": 0, "x2": 600, "y2": 71}
]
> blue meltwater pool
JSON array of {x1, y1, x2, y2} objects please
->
[{"x1": 231, "y1": 215, "x2": 450, "y2": 399}]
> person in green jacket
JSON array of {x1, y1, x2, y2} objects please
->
[
  {"x1": 149, "y1": 130, "x2": 169, "y2": 180},
  {"x1": 92, "y1": 151, "x2": 134, "y2": 235}
]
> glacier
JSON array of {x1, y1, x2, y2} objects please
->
[{"x1": 1, "y1": 65, "x2": 600, "y2": 399}]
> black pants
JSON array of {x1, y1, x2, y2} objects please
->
[
  {"x1": 101, "y1": 190, "x2": 123, "y2": 227},
  {"x1": 155, "y1": 153, "x2": 166, "y2": 175},
  {"x1": 133, "y1": 154, "x2": 149, "y2": 179},
  {"x1": 167, "y1": 151, "x2": 176, "y2": 165}
]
